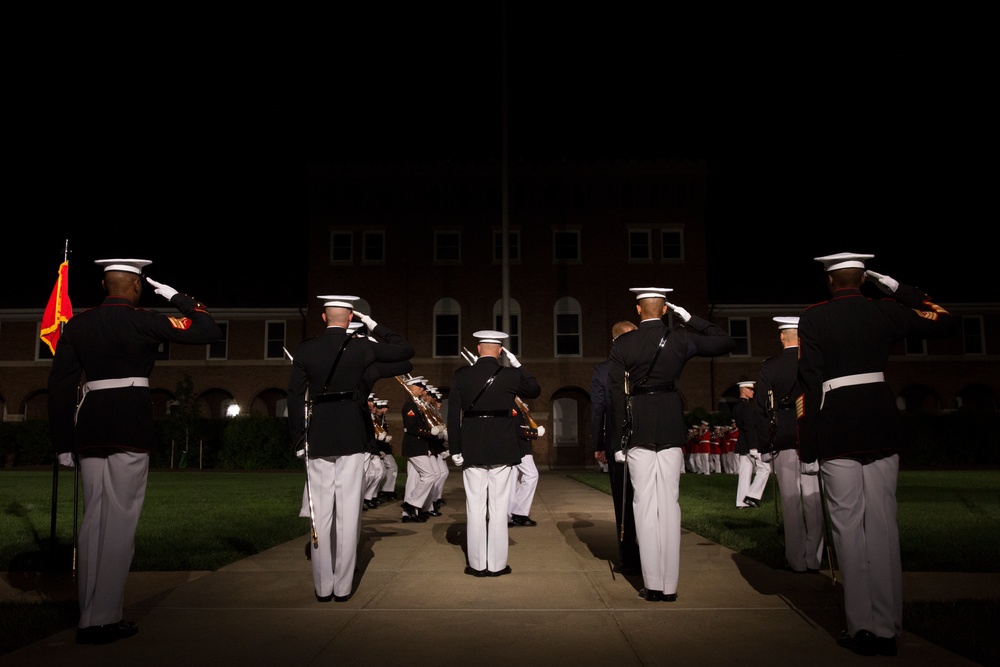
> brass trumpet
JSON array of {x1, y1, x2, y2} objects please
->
[{"x1": 461, "y1": 347, "x2": 545, "y2": 438}]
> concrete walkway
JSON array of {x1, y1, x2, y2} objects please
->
[{"x1": 1, "y1": 471, "x2": 993, "y2": 666}]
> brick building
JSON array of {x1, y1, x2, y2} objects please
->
[{"x1": 1, "y1": 158, "x2": 996, "y2": 468}]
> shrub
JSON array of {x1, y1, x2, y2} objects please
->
[{"x1": 218, "y1": 415, "x2": 294, "y2": 470}]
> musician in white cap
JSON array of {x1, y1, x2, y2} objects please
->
[
  {"x1": 288, "y1": 296, "x2": 413, "y2": 602},
  {"x1": 733, "y1": 381, "x2": 769, "y2": 509},
  {"x1": 447, "y1": 330, "x2": 541, "y2": 576},
  {"x1": 753, "y1": 316, "x2": 824, "y2": 571},
  {"x1": 607, "y1": 288, "x2": 735, "y2": 601},
  {"x1": 48, "y1": 258, "x2": 222, "y2": 644},
  {"x1": 798, "y1": 253, "x2": 958, "y2": 657}
]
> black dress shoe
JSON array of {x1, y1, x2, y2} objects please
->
[
  {"x1": 333, "y1": 594, "x2": 351, "y2": 603},
  {"x1": 487, "y1": 565, "x2": 512, "y2": 577},
  {"x1": 77, "y1": 620, "x2": 139, "y2": 645},
  {"x1": 662, "y1": 593, "x2": 678, "y2": 602},
  {"x1": 638, "y1": 588, "x2": 664, "y2": 602},
  {"x1": 424, "y1": 509, "x2": 442, "y2": 517},
  {"x1": 464, "y1": 566, "x2": 488, "y2": 577},
  {"x1": 838, "y1": 630, "x2": 878, "y2": 656},
  {"x1": 511, "y1": 515, "x2": 537, "y2": 526},
  {"x1": 316, "y1": 592, "x2": 334, "y2": 602},
  {"x1": 743, "y1": 496, "x2": 761, "y2": 508}
]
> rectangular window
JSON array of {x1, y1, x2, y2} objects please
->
[
  {"x1": 728, "y1": 318, "x2": 749, "y2": 356},
  {"x1": 156, "y1": 341, "x2": 170, "y2": 361},
  {"x1": 435, "y1": 231, "x2": 461, "y2": 262},
  {"x1": 493, "y1": 230, "x2": 521, "y2": 262},
  {"x1": 35, "y1": 323, "x2": 54, "y2": 361},
  {"x1": 329, "y1": 231, "x2": 353, "y2": 263},
  {"x1": 555, "y1": 313, "x2": 581, "y2": 356},
  {"x1": 265, "y1": 321, "x2": 286, "y2": 360},
  {"x1": 553, "y1": 230, "x2": 580, "y2": 261},
  {"x1": 628, "y1": 229, "x2": 652, "y2": 261},
  {"x1": 661, "y1": 229, "x2": 684, "y2": 261},
  {"x1": 494, "y1": 313, "x2": 520, "y2": 356},
  {"x1": 963, "y1": 316, "x2": 985, "y2": 355},
  {"x1": 208, "y1": 322, "x2": 229, "y2": 360},
  {"x1": 435, "y1": 314, "x2": 459, "y2": 357},
  {"x1": 362, "y1": 231, "x2": 385, "y2": 263}
]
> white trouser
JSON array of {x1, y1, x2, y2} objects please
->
[
  {"x1": 627, "y1": 447, "x2": 683, "y2": 595},
  {"x1": 463, "y1": 465, "x2": 513, "y2": 572},
  {"x1": 78, "y1": 451, "x2": 149, "y2": 628},
  {"x1": 821, "y1": 455, "x2": 902, "y2": 638},
  {"x1": 508, "y1": 453, "x2": 539, "y2": 518},
  {"x1": 405, "y1": 454, "x2": 443, "y2": 511},
  {"x1": 381, "y1": 454, "x2": 399, "y2": 493},
  {"x1": 363, "y1": 454, "x2": 386, "y2": 500},
  {"x1": 710, "y1": 453, "x2": 721, "y2": 473},
  {"x1": 695, "y1": 452, "x2": 710, "y2": 474},
  {"x1": 430, "y1": 453, "x2": 449, "y2": 502},
  {"x1": 774, "y1": 449, "x2": 825, "y2": 571},
  {"x1": 736, "y1": 452, "x2": 771, "y2": 506},
  {"x1": 308, "y1": 453, "x2": 364, "y2": 598}
]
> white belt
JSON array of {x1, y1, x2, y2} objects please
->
[
  {"x1": 821, "y1": 372, "x2": 884, "y2": 409},
  {"x1": 75, "y1": 377, "x2": 150, "y2": 424},
  {"x1": 82, "y1": 377, "x2": 150, "y2": 395}
]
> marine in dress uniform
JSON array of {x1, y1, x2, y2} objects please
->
[
  {"x1": 754, "y1": 316, "x2": 825, "y2": 573},
  {"x1": 591, "y1": 320, "x2": 641, "y2": 575},
  {"x1": 447, "y1": 330, "x2": 541, "y2": 576},
  {"x1": 608, "y1": 288, "x2": 736, "y2": 601},
  {"x1": 287, "y1": 296, "x2": 414, "y2": 602},
  {"x1": 48, "y1": 259, "x2": 223, "y2": 645},
  {"x1": 733, "y1": 381, "x2": 770, "y2": 509},
  {"x1": 375, "y1": 399, "x2": 399, "y2": 501},
  {"x1": 797, "y1": 253, "x2": 958, "y2": 657},
  {"x1": 400, "y1": 376, "x2": 447, "y2": 521},
  {"x1": 507, "y1": 405, "x2": 540, "y2": 527}
]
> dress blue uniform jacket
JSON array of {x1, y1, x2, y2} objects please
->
[
  {"x1": 608, "y1": 315, "x2": 735, "y2": 451},
  {"x1": 48, "y1": 293, "x2": 223, "y2": 458},
  {"x1": 447, "y1": 356, "x2": 541, "y2": 466},
  {"x1": 288, "y1": 324, "x2": 413, "y2": 458},
  {"x1": 797, "y1": 283, "x2": 958, "y2": 463}
]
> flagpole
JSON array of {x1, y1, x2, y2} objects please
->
[{"x1": 48, "y1": 239, "x2": 72, "y2": 566}]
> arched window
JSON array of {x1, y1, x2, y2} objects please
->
[
  {"x1": 434, "y1": 298, "x2": 461, "y2": 358},
  {"x1": 492, "y1": 298, "x2": 522, "y2": 355},
  {"x1": 553, "y1": 297, "x2": 582, "y2": 357}
]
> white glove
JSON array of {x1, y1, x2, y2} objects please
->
[
  {"x1": 614, "y1": 449, "x2": 627, "y2": 463},
  {"x1": 353, "y1": 311, "x2": 378, "y2": 330},
  {"x1": 800, "y1": 460, "x2": 819, "y2": 475},
  {"x1": 451, "y1": 453, "x2": 464, "y2": 466},
  {"x1": 441, "y1": 450, "x2": 451, "y2": 459},
  {"x1": 295, "y1": 447, "x2": 305, "y2": 459},
  {"x1": 865, "y1": 270, "x2": 899, "y2": 294},
  {"x1": 384, "y1": 435, "x2": 393, "y2": 443},
  {"x1": 666, "y1": 302, "x2": 692, "y2": 323},
  {"x1": 502, "y1": 346, "x2": 521, "y2": 368},
  {"x1": 58, "y1": 452, "x2": 75, "y2": 468},
  {"x1": 146, "y1": 277, "x2": 178, "y2": 301}
]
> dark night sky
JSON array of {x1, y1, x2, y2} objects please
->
[{"x1": 5, "y1": 7, "x2": 992, "y2": 309}]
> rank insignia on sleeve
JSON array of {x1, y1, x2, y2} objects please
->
[
  {"x1": 167, "y1": 316, "x2": 193, "y2": 330},
  {"x1": 406, "y1": 409, "x2": 416, "y2": 417}
]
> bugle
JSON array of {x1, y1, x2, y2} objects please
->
[{"x1": 461, "y1": 347, "x2": 545, "y2": 438}]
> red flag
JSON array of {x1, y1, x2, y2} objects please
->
[{"x1": 40, "y1": 260, "x2": 73, "y2": 354}]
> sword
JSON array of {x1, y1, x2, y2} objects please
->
[{"x1": 287, "y1": 347, "x2": 318, "y2": 549}]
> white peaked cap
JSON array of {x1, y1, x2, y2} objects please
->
[
  {"x1": 473, "y1": 330, "x2": 508, "y2": 344},
  {"x1": 405, "y1": 375, "x2": 426, "y2": 386},
  {"x1": 813, "y1": 252, "x2": 874, "y2": 272},
  {"x1": 317, "y1": 294, "x2": 360, "y2": 308},
  {"x1": 773, "y1": 316, "x2": 800, "y2": 329},
  {"x1": 95, "y1": 259, "x2": 152, "y2": 274},
  {"x1": 347, "y1": 321, "x2": 364, "y2": 332},
  {"x1": 629, "y1": 287, "x2": 673, "y2": 300},
  {"x1": 738, "y1": 381, "x2": 756, "y2": 388}
]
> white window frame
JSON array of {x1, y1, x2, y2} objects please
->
[
  {"x1": 434, "y1": 231, "x2": 462, "y2": 263},
  {"x1": 362, "y1": 230, "x2": 386, "y2": 264},
  {"x1": 628, "y1": 228, "x2": 652, "y2": 262},
  {"x1": 493, "y1": 229, "x2": 521, "y2": 263},
  {"x1": 329, "y1": 231, "x2": 353, "y2": 264},
  {"x1": 433, "y1": 298, "x2": 461, "y2": 358},
  {"x1": 208, "y1": 321, "x2": 229, "y2": 360},
  {"x1": 265, "y1": 320, "x2": 286, "y2": 360},
  {"x1": 661, "y1": 228, "x2": 684, "y2": 261},
  {"x1": 728, "y1": 317, "x2": 750, "y2": 357},
  {"x1": 492, "y1": 298, "x2": 522, "y2": 356}
]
